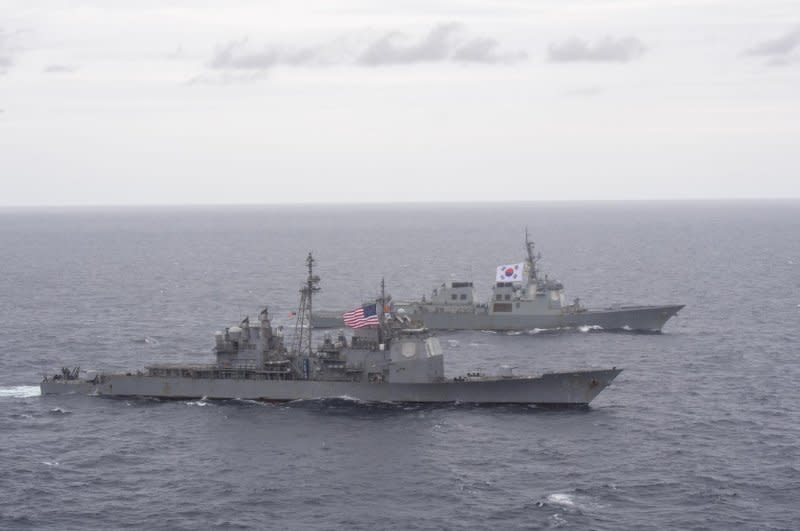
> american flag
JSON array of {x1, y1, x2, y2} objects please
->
[{"x1": 342, "y1": 303, "x2": 380, "y2": 328}]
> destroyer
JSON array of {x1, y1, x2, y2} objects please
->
[
  {"x1": 41, "y1": 254, "x2": 621, "y2": 405},
  {"x1": 313, "y1": 231, "x2": 684, "y2": 332}
]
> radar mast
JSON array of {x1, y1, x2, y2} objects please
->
[
  {"x1": 292, "y1": 252, "x2": 320, "y2": 358},
  {"x1": 524, "y1": 227, "x2": 541, "y2": 281}
]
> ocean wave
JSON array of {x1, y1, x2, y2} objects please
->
[
  {"x1": 0, "y1": 385, "x2": 41, "y2": 398},
  {"x1": 231, "y1": 398, "x2": 268, "y2": 407},
  {"x1": 132, "y1": 336, "x2": 160, "y2": 345},
  {"x1": 185, "y1": 396, "x2": 211, "y2": 407},
  {"x1": 578, "y1": 325, "x2": 604, "y2": 333},
  {"x1": 527, "y1": 328, "x2": 550, "y2": 335},
  {"x1": 333, "y1": 394, "x2": 363, "y2": 402},
  {"x1": 546, "y1": 493, "x2": 577, "y2": 508}
]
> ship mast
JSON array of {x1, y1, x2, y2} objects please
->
[
  {"x1": 292, "y1": 252, "x2": 320, "y2": 358},
  {"x1": 378, "y1": 277, "x2": 385, "y2": 346},
  {"x1": 524, "y1": 227, "x2": 538, "y2": 281}
]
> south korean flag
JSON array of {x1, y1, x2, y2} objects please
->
[{"x1": 496, "y1": 262, "x2": 526, "y2": 282}]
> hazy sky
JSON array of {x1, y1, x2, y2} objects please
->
[{"x1": 1, "y1": 0, "x2": 799, "y2": 205}]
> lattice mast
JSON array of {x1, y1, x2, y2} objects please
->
[
  {"x1": 524, "y1": 226, "x2": 541, "y2": 281},
  {"x1": 292, "y1": 252, "x2": 320, "y2": 358}
]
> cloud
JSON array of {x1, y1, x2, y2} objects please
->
[
  {"x1": 0, "y1": 29, "x2": 13, "y2": 74},
  {"x1": 205, "y1": 23, "x2": 526, "y2": 76},
  {"x1": 43, "y1": 64, "x2": 76, "y2": 73},
  {"x1": 358, "y1": 23, "x2": 524, "y2": 65},
  {"x1": 208, "y1": 37, "x2": 352, "y2": 75},
  {"x1": 548, "y1": 36, "x2": 646, "y2": 63},
  {"x1": 744, "y1": 26, "x2": 800, "y2": 65}
]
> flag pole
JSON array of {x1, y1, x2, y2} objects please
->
[{"x1": 378, "y1": 277, "x2": 385, "y2": 347}]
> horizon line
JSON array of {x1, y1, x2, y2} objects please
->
[{"x1": 1, "y1": 197, "x2": 799, "y2": 209}]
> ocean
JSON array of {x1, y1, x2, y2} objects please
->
[{"x1": 1, "y1": 201, "x2": 798, "y2": 529}]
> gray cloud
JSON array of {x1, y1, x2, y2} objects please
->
[
  {"x1": 359, "y1": 23, "x2": 526, "y2": 65},
  {"x1": 209, "y1": 38, "x2": 344, "y2": 72},
  {"x1": 548, "y1": 36, "x2": 646, "y2": 63},
  {"x1": 207, "y1": 23, "x2": 525, "y2": 75},
  {"x1": 359, "y1": 24, "x2": 455, "y2": 65},
  {"x1": 745, "y1": 27, "x2": 800, "y2": 56},
  {"x1": 0, "y1": 30, "x2": 13, "y2": 74},
  {"x1": 43, "y1": 64, "x2": 76, "y2": 73},
  {"x1": 744, "y1": 26, "x2": 800, "y2": 65}
]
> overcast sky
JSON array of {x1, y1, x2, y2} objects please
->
[{"x1": 1, "y1": 0, "x2": 799, "y2": 205}]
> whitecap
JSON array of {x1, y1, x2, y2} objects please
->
[
  {"x1": 578, "y1": 325, "x2": 603, "y2": 333},
  {"x1": 335, "y1": 395, "x2": 363, "y2": 402},
  {"x1": 185, "y1": 397, "x2": 211, "y2": 407},
  {"x1": 42, "y1": 461, "x2": 60, "y2": 467},
  {"x1": 506, "y1": 330, "x2": 523, "y2": 336},
  {"x1": 549, "y1": 513, "x2": 567, "y2": 528},
  {"x1": 546, "y1": 493, "x2": 576, "y2": 508},
  {"x1": 0, "y1": 385, "x2": 41, "y2": 398}
]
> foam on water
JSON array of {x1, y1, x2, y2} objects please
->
[
  {"x1": 0, "y1": 385, "x2": 41, "y2": 398},
  {"x1": 546, "y1": 493, "x2": 577, "y2": 508},
  {"x1": 185, "y1": 396, "x2": 211, "y2": 406}
]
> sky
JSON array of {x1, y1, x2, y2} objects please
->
[{"x1": 1, "y1": 0, "x2": 799, "y2": 205}]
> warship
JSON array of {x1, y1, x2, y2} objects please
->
[
  {"x1": 312, "y1": 231, "x2": 684, "y2": 332},
  {"x1": 40, "y1": 254, "x2": 621, "y2": 405}
]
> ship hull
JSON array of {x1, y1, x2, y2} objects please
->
[
  {"x1": 313, "y1": 305, "x2": 683, "y2": 332},
  {"x1": 40, "y1": 368, "x2": 621, "y2": 405}
]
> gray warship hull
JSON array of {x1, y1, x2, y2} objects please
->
[
  {"x1": 40, "y1": 368, "x2": 621, "y2": 405},
  {"x1": 312, "y1": 304, "x2": 684, "y2": 332}
]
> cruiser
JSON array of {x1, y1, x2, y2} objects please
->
[
  {"x1": 40, "y1": 254, "x2": 621, "y2": 405},
  {"x1": 312, "y1": 231, "x2": 684, "y2": 332}
]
